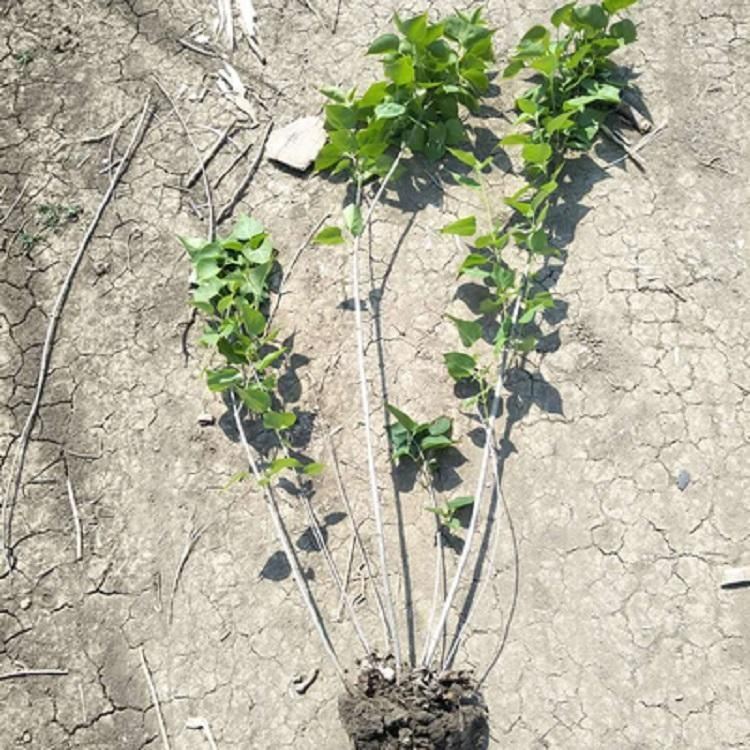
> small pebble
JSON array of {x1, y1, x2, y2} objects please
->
[
  {"x1": 676, "y1": 469, "x2": 690, "y2": 491},
  {"x1": 19, "y1": 597, "x2": 31, "y2": 610},
  {"x1": 197, "y1": 414, "x2": 215, "y2": 427},
  {"x1": 378, "y1": 666, "x2": 396, "y2": 683}
]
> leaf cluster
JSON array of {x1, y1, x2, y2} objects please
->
[
  {"x1": 183, "y1": 216, "x2": 319, "y2": 483},
  {"x1": 502, "y1": 0, "x2": 638, "y2": 158},
  {"x1": 315, "y1": 9, "x2": 495, "y2": 179},
  {"x1": 442, "y1": 1, "x2": 639, "y2": 388},
  {"x1": 427, "y1": 495, "x2": 474, "y2": 530},
  {"x1": 386, "y1": 404, "x2": 455, "y2": 471}
]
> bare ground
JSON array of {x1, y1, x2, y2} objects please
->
[{"x1": 1, "y1": 0, "x2": 749, "y2": 747}]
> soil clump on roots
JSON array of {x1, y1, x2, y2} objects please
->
[{"x1": 339, "y1": 665, "x2": 488, "y2": 749}]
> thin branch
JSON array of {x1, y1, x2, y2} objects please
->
[
  {"x1": 268, "y1": 212, "x2": 330, "y2": 325},
  {"x1": 349, "y1": 148, "x2": 406, "y2": 672},
  {"x1": 216, "y1": 120, "x2": 273, "y2": 225},
  {"x1": 139, "y1": 647, "x2": 172, "y2": 750},
  {"x1": 0, "y1": 178, "x2": 30, "y2": 227},
  {"x1": 419, "y1": 482, "x2": 446, "y2": 666},
  {"x1": 601, "y1": 123, "x2": 646, "y2": 172},
  {"x1": 186, "y1": 717, "x2": 219, "y2": 750},
  {"x1": 442, "y1": 438, "x2": 505, "y2": 669},
  {"x1": 213, "y1": 138, "x2": 253, "y2": 189},
  {"x1": 0, "y1": 668, "x2": 68, "y2": 681},
  {"x1": 336, "y1": 536, "x2": 356, "y2": 621},
  {"x1": 187, "y1": 120, "x2": 236, "y2": 188},
  {"x1": 326, "y1": 430, "x2": 390, "y2": 648},
  {"x1": 63, "y1": 460, "x2": 83, "y2": 561},
  {"x1": 167, "y1": 522, "x2": 206, "y2": 623},
  {"x1": 423, "y1": 256, "x2": 529, "y2": 669},
  {"x1": 152, "y1": 78, "x2": 214, "y2": 241},
  {"x1": 230, "y1": 393, "x2": 349, "y2": 686},
  {"x1": 1, "y1": 94, "x2": 152, "y2": 572}
]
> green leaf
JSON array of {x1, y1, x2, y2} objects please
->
[
  {"x1": 358, "y1": 81, "x2": 389, "y2": 108},
  {"x1": 421, "y1": 435, "x2": 453, "y2": 451},
  {"x1": 530, "y1": 54, "x2": 558, "y2": 76},
  {"x1": 458, "y1": 253, "x2": 488, "y2": 276},
  {"x1": 222, "y1": 471, "x2": 249, "y2": 490},
  {"x1": 448, "y1": 148, "x2": 479, "y2": 169},
  {"x1": 367, "y1": 33, "x2": 400, "y2": 54},
  {"x1": 240, "y1": 303, "x2": 266, "y2": 336},
  {"x1": 240, "y1": 386, "x2": 271, "y2": 413},
  {"x1": 386, "y1": 403, "x2": 418, "y2": 434},
  {"x1": 603, "y1": 0, "x2": 637, "y2": 11},
  {"x1": 440, "y1": 215, "x2": 476, "y2": 236},
  {"x1": 545, "y1": 111, "x2": 575, "y2": 134},
  {"x1": 325, "y1": 104, "x2": 358, "y2": 131},
  {"x1": 428, "y1": 416, "x2": 452, "y2": 436},
  {"x1": 551, "y1": 2, "x2": 576, "y2": 27},
  {"x1": 522, "y1": 142, "x2": 552, "y2": 165},
  {"x1": 374, "y1": 101, "x2": 406, "y2": 119},
  {"x1": 256, "y1": 347, "x2": 286, "y2": 372},
  {"x1": 320, "y1": 85, "x2": 346, "y2": 102},
  {"x1": 315, "y1": 143, "x2": 344, "y2": 172},
  {"x1": 445, "y1": 118, "x2": 465, "y2": 146},
  {"x1": 571, "y1": 4, "x2": 609, "y2": 31},
  {"x1": 263, "y1": 411, "x2": 297, "y2": 431},
  {"x1": 313, "y1": 225, "x2": 344, "y2": 245},
  {"x1": 500, "y1": 133, "x2": 531, "y2": 146},
  {"x1": 447, "y1": 495, "x2": 474, "y2": 511},
  {"x1": 268, "y1": 457, "x2": 302, "y2": 476},
  {"x1": 232, "y1": 215, "x2": 264, "y2": 241},
  {"x1": 425, "y1": 121, "x2": 447, "y2": 161},
  {"x1": 503, "y1": 59, "x2": 525, "y2": 78},
  {"x1": 515, "y1": 335, "x2": 538, "y2": 353},
  {"x1": 447, "y1": 315, "x2": 482, "y2": 347},
  {"x1": 610, "y1": 18, "x2": 637, "y2": 43},
  {"x1": 302, "y1": 462, "x2": 325, "y2": 476},
  {"x1": 343, "y1": 204, "x2": 364, "y2": 237},
  {"x1": 385, "y1": 55, "x2": 415, "y2": 86},
  {"x1": 206, "y1": 367, "x2": 242, "y2": 392},
  {"x1": 444, "y1": 352, "x2": 476, "y2": 381}
]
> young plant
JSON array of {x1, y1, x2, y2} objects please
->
[
  {"x1": 426, "y1": 495, "x2": 474, "y2": 531},
  {"x1": 386, "y1": 403, "x2": 455, "y2": 471},
  {"x1": 313, "y1": 10, "x2": 497, "y2": 676},
  {"x1": 184, "y1": 215, "x2": 352, "y2": 684},
  {"x1": 422, "y1": 0, "x2": 640, "y2": 670}
]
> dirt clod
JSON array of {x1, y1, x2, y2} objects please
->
[{"x1": 339, "y1": 667, "x2": 488, "y2": 749}]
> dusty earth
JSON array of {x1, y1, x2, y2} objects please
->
[{"x1": 1, "y1": 0, "x2": 749, "y2": 748}]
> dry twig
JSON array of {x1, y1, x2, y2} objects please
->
[
  {"x1": 64, "y1": 461, "x2": 83, "y2": 561},
  {"x1": 1, "y1": 94, "x2": 153, "y2": 572},
  {"x1": 139, "y1": 647, "x2": 172, "y2": 750},
  {"x1": 216, "y1": 120, "x2": 272, "y2": 225},
  {"x1": 0, "y1": 668, "x2": 68, "y2": 681},
  {"x1": 168, "y1": 522, "x2": 206, "y2": 623}
]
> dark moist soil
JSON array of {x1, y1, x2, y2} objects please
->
[{"x1": 339, "y1": 667, "x2": 489, "y2": 749}]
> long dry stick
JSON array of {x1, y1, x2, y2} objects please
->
[
  {"x1": 350, "y1": 148, "x2": 405, "y2": 672},
  {"x1": 0, "y1": 668, "x2": 68, "y2": 681},
  {"x1": 230, "y1": 393, "x2": 349, "y2": 686},
  {"x1": 1, "y1": 95, "x2": 152, "y2": 572},
  {"x1": 186, "y1": 717, "x2": 219, "y2": 750},
  {"x1": 139, "y1": 647, "x2": 172, "y2": 750},
  {"x1": 152, "y1": 78, "x2": 214, "y2": 242},
  {"x1": 186, "y1": 120, "x2": 236, "y2": 188},
  {"x1": 423, "y1": 258, "x2": 529, "y2": 668},
  {"x1": 64, "y1": 468, "x2": 83, "y2": 562},
  {"x1": 268, "y1": 212, "x2": 330, "y2": 326},
  {"x1": 0, "y1": 178, "x2": 29, "y2": 226},
  {"x1": 336, "y1": 535, "x2": 357, "y2": 621},
  {"x1": 168, "y1": 523, "x2": 205, "y2": 623},
  {"x1": 216, "y1": 120, "x2": 272, "y2": 225}
]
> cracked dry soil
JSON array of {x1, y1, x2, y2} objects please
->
[{"x1": 1, "y1": 0, "x2": 750, "y2": 748}]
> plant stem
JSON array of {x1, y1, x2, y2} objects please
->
[
  {"x1": 326, "y1": 431, "x2": 392, "y2": 650},
  {"x1": 419, "y1": 480, "x2": 446, "y2": 666},
  {"x1": 422, "y1": 256, "x2": 530, "y2": 669},
  {"x1": 230, "y1": 393, "x2": 349, "y2": 687},
  {"x1": 350, "y1": 147, "x2": 405, "y2": 673}
]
